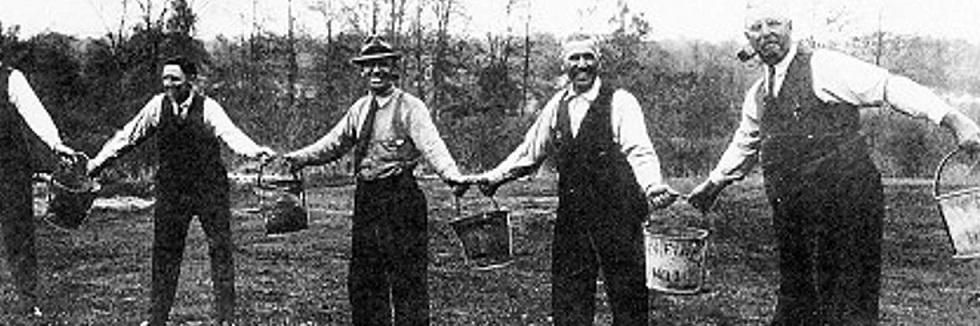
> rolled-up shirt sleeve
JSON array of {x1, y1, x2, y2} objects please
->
[
  {"x1": 708, "y1": 80, "x2": 764, "y2": 184},
  {"x1": 203, "y1": 98, "x2": 269, "y2": 157},
  {"x1": 485, "y1": 93, "x2": 561, "y2": 182},
  {"x1": 7, "y1": 70, "x2": 64, "y2": 149},
  {"x1": 612, "y1": 90, "x2": 667, "y2": 194},
  {"x1": 89, "y1": 95, "x2": 163, "y2": 170},
  {"x1": 812, "y1": 49, "x2": 953, "y2": 124},
  {"x1": 404, "y1": 97, "x2": 462, "y2": 180},
  {"x1": 287, "y1": 100, "x2": 359, "y2": 166}
]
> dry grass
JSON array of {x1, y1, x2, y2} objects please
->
[{"x1": 1, "y1": 175, "x2": 979, "y2": 325}]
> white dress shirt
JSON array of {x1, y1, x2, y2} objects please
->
[
  {"x1": 708, "y1": 43, "x2": 957, "y2": 184},
  {"x1": 5, "y1": 69, "x2": 64, "y2": 149},
  {"x1": 485, "y1": 78, "x2": 667, "y2": 195},
  {"x1": 90, "y1": 90, "x2": 268, "y2": 169}
]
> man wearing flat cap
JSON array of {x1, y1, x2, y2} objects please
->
[
  {"x1": 283, "y1": 35, "x2": 468, "y2": 326},
  {"x1": 472, "y1": 33, "x2": 679, "y2": 326},
  {"x1": 687, "y1": 3, "x2": 980, "y2": 325}
]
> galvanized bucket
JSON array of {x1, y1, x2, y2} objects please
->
[
  {"x1": 449, "y1": 196, "x2": 513, "y2": 270},
  {"x1": 44, "y1": 153, "x2": 101, "y2": 231},
  {"x1": 644, "y1": 225, "x2": 710, "y2": 294},
  {"x1": 256, "y1": 166, "x2": 308, "y2": 236},
  {"x1": 933, "y1": 148, "x2": 980, "y2": 259}
]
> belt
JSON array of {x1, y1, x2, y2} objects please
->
[{"x1": 357, "y1": 170, "x2": 416, "y2": 189}]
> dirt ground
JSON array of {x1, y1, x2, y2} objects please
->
[{"x1": 1, "y1": 175, "x2": 980, "y2": 325}]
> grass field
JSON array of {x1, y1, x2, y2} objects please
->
[{"x1": 2, "y1": 174, "x2": 980, "y2": 325}]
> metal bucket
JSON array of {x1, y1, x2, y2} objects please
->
[
  {"x1": 43, "y1": 153, "x2": 101, "y2": 231},
  {"x1": 933, "y1": 149, "x2": 980, "y2": 259},
  {"x1": 644, "y1": 225, "x2": 710, "y2": 294},
  {"x1": 256, "y1": 168, "x2": 308, "y2": 236},
  {"x1": 449, "y1": 197, "x2": 513, "y2": 270}
]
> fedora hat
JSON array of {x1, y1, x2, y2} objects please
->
[{"x1": 351, "y1": 35, "x2": 402, "y2": 65}]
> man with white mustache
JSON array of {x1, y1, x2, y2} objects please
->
[{"x1": 688, "y1": 5, "x2": 980, "y2": 326}]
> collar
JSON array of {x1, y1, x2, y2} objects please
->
[
  {"x1": 169, "y1": 89, "x2": 198, "y2": 109},
  {"x1": 372, "y1": 87, "x2": 401, "y2": 107},
  {"x1": 767, "y1": 42, "x2": 798, "y2": 78},
  {"x1": 562, "y1": 77, "x2": 602, "y2": 102}
]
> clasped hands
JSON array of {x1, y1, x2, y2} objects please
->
[
  {"x1": 446, "y1": 173, "x2": 502, "y2": 198},
  {"x1": 446, "y1": 173, "x2": 684, "y2": 212}
]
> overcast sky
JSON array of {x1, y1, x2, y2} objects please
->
[{"x1": 1, "y1": 0, "x2": 978, "y2": 44}]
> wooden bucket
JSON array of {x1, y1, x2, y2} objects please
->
[
  {"x1": 256, "y1": 167, "x2": 308, "y2": 236},
  {"x1": 449, "y1": 196, "x2": 513, "y2": 270},
  {"x1": 44, "y1": 153, "x2": 100, "y2": 231},
  {"x1": 934, "y1": 149, "x2": 980, "y2": 259}
]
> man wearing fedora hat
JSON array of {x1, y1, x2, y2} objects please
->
[
  {"x1": 471, "y1": 33, "x2": 679, "y2": 326},
  {"x1": 283, "y1": 35, "x2": 468, "y2": 326},
  {"x1": 87, "y1": 55, "x2": 275, "y2": 326},
  {"x1": 0, "y1": 57, "x2": 81, "y2": 320}
]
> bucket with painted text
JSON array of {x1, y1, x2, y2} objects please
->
[{"x1": 644, "y1": 225, "x2": 710, "y2": 294}]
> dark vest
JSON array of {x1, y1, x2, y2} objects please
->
[
  {"x1": 0, "y1": 66, "x2": 31, "y2": 170},
  {"x1": 157, "y1": 94, "x2": 227, "y2": 194},
  {"x1": 759, "y1": 48, "x2": 875, "y2": 193},
  {"x1": 555, "y1": 84, "x2": 647, "y2": 224}
]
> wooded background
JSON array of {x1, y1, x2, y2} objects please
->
[{"x1": 3, "y1": 0, "x2": 980, "y2": 183}]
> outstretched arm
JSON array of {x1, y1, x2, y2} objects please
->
[{"x1": 88, "y1": 96, "x2": 163, "y2": 176}]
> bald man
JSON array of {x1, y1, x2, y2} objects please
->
[
  {"x1": 473, "y1": 34, "x2": 678, "y2": 326},
  {"x1": 687, "y1": 5, "x2": 980, "y2": 326}
]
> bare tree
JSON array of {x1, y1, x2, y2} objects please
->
[
  {"x1": 430, "y1": 0, "x2": 458, "y2": 119},
  {"x1": 309, "y1": 0, "x2": 337, "y2": 44}
]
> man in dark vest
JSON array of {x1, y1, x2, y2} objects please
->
[
  {"x1": 0, "y1": 60, "x2": 81, "y2": 318},
  {"x1": 687, "y1": 5, "x2": 980, "y2": 326},
  {"x1": 87, "y1": 56, "x2": 275, "y2": 326},
  {"x1": 473, "y1": 34, "x2": 679, "y2": 326},
  {"x1": 283, "y1": 36, "x2": 468, "y2": 326}
]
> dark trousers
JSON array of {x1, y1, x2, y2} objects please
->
[
  {"x1": 767, "y1": 165, "x2": 884, "y2": 326},
  {"x1": 350, "y1": 173, "x2": 428, "y2": 326},
  {"x1": 0, "y1": 170, "x2": 37, "y2": 308},
  {"x1": 148, "y1": 188, "x2": 235, "y2": 325},
  {"x1": 552, "y1": 197, "x2": 648, "y2": 326}
]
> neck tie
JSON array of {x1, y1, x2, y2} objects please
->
[
  {"x1": 767, "y1": 65, "x2": 776, "y2": 98},
  {"x1": 353, "y1": 98, "x2": 380, "y2": 171}
]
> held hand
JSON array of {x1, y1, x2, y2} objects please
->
[
  {"x1": 943, "y1": 110, "x2": 980, "y2": 157},
  {"x1": 86, "y1": 160, "x2": 101, "y2": 178},
  {"x1": 959, "y1": 130, "x2": 980, "y2": 158},
  {"x1": 446, "y1": 174, "x2": 477, "y2": 198},
  {"x1": 257, "y1": 148, "x2": 277, "y2": 166},
  {"x1": 53, "y1": 143, "x2": 79, "y2": 166},
  {"x1": 477, "y1": 178, "x2": 503, "y2": 197},
  {"x1": 687, "y1": 180, "x2": 727, "y2": 214},
  {"x1": 647, "y1": 186, "x2": 681, "y2": 211},
  {"x1": 282, "y1": 154, "x2": 305, "y2": 174}
]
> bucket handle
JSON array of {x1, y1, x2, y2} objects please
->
[
  {"x1": 454, "y1": 194, "x2": 501, "y2": 218},
  {"x1": 256, "y1": 162, "x2": 307, "y2": 210},
  {"x1": 933, "y1": 148, "x2": 969, "y2": 199}
]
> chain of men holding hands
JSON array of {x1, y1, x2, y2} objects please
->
[{"x1": 2, "y1": 3, "x2": 980, "y2": 326}]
